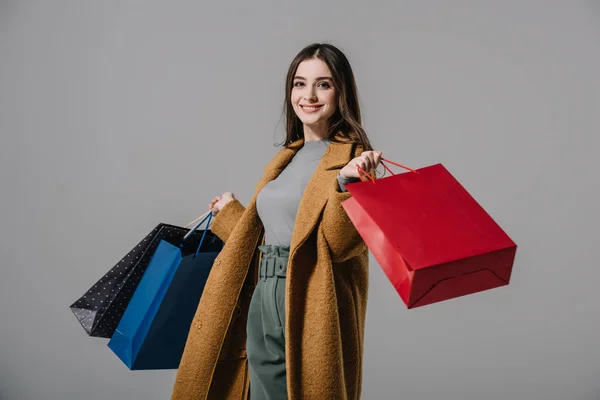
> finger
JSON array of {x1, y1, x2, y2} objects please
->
[
  {"x1": 372, "y1": 152, "x2": 379, "y2": 169},
  {"x1": 356, "y1": 156, "x2": 371, "y2": 171},
  {"x1": 362, "y1": 154, "x2": 374, "y2": 171},
  {"x1": 368, "y1": 153, "x2": 376, "y2": 169},
  {"x1": 373, "y1": 151, "x2": 382, "y2": 165},
  {"x1": 357, "y1": 159, "x2": 368, "y2": 171}
]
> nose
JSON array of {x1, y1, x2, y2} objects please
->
[
  {"x1": 303, "y1": 86, "x2": 317, "y2": 102},
  {"x1": 303, "y1": 94, "x2": 318, "y2": 103}
]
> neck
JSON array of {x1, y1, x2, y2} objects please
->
[{"x1": 303, "y1": 123, "x2": 329, "y2": 142}]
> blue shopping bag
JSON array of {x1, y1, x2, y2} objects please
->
[{"x1": 107, "y1": 213, "x2": 222, "y2": 370}]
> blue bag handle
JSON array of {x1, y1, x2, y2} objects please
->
[{"x1": 180, "y1": 211, "x2": 213, "y2": 258}]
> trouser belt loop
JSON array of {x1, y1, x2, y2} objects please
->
[
  {"x1": 258, "y1": 244, "x2": 290, "y2": 281},
  {"x1": 259, "y1": 256, "x2": 288, "y2": 280}
]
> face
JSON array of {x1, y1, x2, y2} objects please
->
[{"x1": 291, "y1": 58, "x2": 338, "y2": 129}]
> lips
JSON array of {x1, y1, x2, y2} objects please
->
[{"x1": 300, "y1": 105, "x2": 323, "y2": 113}]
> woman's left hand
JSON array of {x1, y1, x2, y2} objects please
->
[{"x1": 339, "y1": 150, "x2": 383, "y2": 179}]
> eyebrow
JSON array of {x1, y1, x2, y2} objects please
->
[{"x1": 293, "y1": 76, "x2": 333, "y2": 81}]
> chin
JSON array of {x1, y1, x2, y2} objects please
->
[{"x1": 298, "y1": 116, "x2": 320, "y2": 124}]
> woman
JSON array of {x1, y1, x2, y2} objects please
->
[{"x1": 171, "y1": 43, "x2": 382, "y2": 400}]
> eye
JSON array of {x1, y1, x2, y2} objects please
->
[
  {"x1": 293, "y1": 81, "x2": 304, "y2": 87},
  {"x1": 318, "y1": 82, "x2": 332, "y2": 88}
]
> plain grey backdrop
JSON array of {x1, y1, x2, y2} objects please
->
[{"x1": 1, "y1": 1, "x2": 599, "y2": 399}]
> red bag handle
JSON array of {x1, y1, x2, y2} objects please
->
[{"x1": 356, "y1": 157, "x2": 417, "y2": 183}]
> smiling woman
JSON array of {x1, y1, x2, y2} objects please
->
[
  {"x1": 170, "y1": 43, "x2": 382, "y2": 400},
  {"x1": 283, "y1": 43, "x2": 375, "y2": 153},
  {"x1": 290, "y1": 61, "x2": 338, "y2": 140}
]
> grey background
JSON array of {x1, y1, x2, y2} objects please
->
[{"x1": 1, "y1": 1, "x2": 599, "y2": 399}]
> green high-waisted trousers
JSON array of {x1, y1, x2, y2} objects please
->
[{"x1": 246, "y1": 244, "x2": 290, "y2": 400}]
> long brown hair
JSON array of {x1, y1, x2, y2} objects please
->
[{"x1": 280, "y1": 43, "x2": 373, "y2": 151}]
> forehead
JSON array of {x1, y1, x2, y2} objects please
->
[{"x1": 294, "y1": 58, "x2": 332, "y2": 78}]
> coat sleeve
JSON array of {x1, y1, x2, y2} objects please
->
[
  {"x1": 321, "y1": 189, "x2": 367, "y2": 263},
  {"x1": 210, "y1": 173, "x2": 267, "y2": 243},
  {"x1": 210, "y1": 199, "x2": 246, "y2": 242},
  {"x1": 321, "y1": 146, "x2": 375, "y2": 263}
]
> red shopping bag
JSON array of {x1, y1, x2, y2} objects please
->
[{"x1": 342, "y1": 160, "x2": 517, "y2": 309}]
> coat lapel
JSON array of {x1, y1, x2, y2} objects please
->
[{"x1": 258, "y1": 137, "x2": 357, "y2": 258}]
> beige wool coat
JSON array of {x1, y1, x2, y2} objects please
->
[{"x1": 170, "y1": 137, "x2": 372, "y2": 400}]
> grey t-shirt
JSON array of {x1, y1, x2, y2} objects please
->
[{"x1": 256, "y1": 139, "x2": 358, "y2": 246}]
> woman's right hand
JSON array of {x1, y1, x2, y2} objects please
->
[{"x1": 209, "y1": 192, "x2": 236, "y2": 216}]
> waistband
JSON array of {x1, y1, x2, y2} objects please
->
[
  {"x1": 258, "y1": 244, "x2": 290, "y2": 257},
  {"x1": 257, "y1": 244, "x2": 290, "y2": 280}
]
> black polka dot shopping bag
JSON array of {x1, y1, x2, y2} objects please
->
[{"x1": 69, "y1": 211, "x2": 222, "y2": 338}]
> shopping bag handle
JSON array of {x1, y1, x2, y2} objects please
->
[
  {"x1": 356, "y1": 157, "x2": 417, "y2": 183},
  {"x1": 181, "y1": 211, "x2": 213, "y2": 258},
  {"x1": 381, "y1": 158, "x2": 417, "y2": 175},
  {"x1": 184, "y1": 209, "x2": 212, "y2": 229},
  {"x1": 193, "y1": 212, "x2": 212, "y2": 258},
  {"x1": 356, "y1": 165, "x2": 375, "y2": 183},
  {"x1": 183, "y1": 211, "x2": 211, "y2": 240}
]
